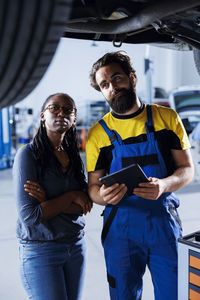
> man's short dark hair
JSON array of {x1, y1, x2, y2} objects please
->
[{"x1": 89, "y1": 51, "x2": 137, "y2": 91}]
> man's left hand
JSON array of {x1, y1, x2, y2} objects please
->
[{"x1": 133, "y1": 177, "x2": 166, "y2": 200}]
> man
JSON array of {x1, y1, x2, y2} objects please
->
[{"x1": 86, "y1": 51, "x2": 194, "y2": 300}]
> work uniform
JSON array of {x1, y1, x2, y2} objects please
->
[{"x1": 86, "y1": 103, "x2": 190, "y2": 300}]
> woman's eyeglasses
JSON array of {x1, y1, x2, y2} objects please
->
[{"x1": 44, "y1": 104, "x2": 76, "y2": 115}]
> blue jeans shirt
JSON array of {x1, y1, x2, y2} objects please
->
[{"x1": 13, "y1": 143, "x2": 85, "y2": 243}]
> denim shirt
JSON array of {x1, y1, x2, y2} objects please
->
[{"x1": 13, "y1": 143, "x2": 85, "y2": 243}]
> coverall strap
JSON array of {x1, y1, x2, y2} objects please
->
[
  {"x1": 145, "y1": 104, "x2": 155, "y2": 133},
  {"x1": 99, "y1": 119, "x2": 123, "y2": 146},
  {"x1": 101, "y1": 206, "x2": 118, "y2": 243}
]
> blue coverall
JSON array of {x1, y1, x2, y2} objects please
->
[{"x1": 99, "y1": 105, "x2": 182, "y2": 300}]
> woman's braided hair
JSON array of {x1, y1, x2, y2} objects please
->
[{"x1": 32, "y1": 93, "x2": 87, "y2": 188}]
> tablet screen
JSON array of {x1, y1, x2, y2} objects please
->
[{"x1": 99, "y1": 163, "x2": 149, "y2": 196}]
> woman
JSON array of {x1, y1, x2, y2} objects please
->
[{"x1": 13, "y1": 93, "x2": 92, "y2": 300}]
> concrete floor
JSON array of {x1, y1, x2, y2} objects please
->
[{"x1": 0, "y1": 166, "x2": 199, "y2": 300}]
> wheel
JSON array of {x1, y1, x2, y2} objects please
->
[
  {"x1": 0, "y1": 0, "x2": 72, "y2": 108},
  {"x1": 193, "y1": 48, "x2": 200, "y2": 76}
]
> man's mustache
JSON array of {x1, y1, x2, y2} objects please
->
[{"x1": 112, "y1": 88, "x2": 127, "y2": 97}]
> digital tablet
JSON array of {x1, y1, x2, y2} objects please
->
[{"x1": 99, "y1": 163, "x2": 149, "y2": 196}]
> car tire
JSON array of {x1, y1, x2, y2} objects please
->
[
  {"x1": 0, "y1": 0, "x2": 72, "y2": 108},
  {"x1": 193, "y1": 48, "x2": 200, "y2": 76}
]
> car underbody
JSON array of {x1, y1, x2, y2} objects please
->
[
  {"x1": 0, "y1": 0, "x2": 200, "y2": 108},
  {"x1": 64, "y1": 0, "x2": 200, "y2": 51}
]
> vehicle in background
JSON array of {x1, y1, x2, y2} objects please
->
[
  {"x1": 169, "y1": 85, "x2": 200, "y2": 135},
  {"x1": 140, "y1": 87, "x2": 170, "y2": 107},
  {"x1": 152, "y1": 87, "x2": 170, "y2": 107}
]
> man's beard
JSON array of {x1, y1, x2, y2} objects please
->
[{"x1": 109, "y1": 84, "x2": 137, "y2": 114}]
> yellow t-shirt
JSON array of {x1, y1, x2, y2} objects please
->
[{"x1": 86, "y1": 103, "x2": 190, "y2": 175}]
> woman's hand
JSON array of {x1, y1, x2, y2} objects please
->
[
  {"x1": 24, "y1": 180, "x2": 46, "y2": 203},
  {"x1": 71, "y1": 191, "x2": 93, "y2": 215}
]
